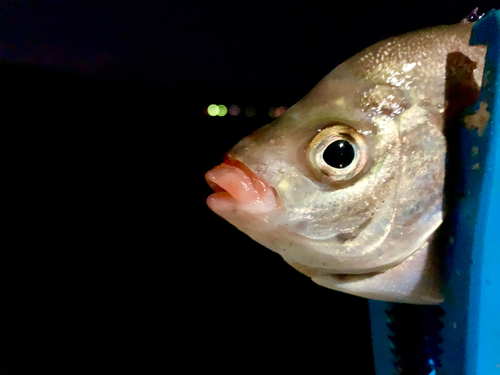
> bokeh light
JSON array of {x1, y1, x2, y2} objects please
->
[
  {"x1": 268, "y1": 106, "x2": 288, "y2": 118},
  {"x1": 229, "y1": 104, "x2": 241, "y2": 116},
  {"x1": 245, "y1": 106, "x2": 256, "y2": 117},
  {"x1": 206, "y1": 104, "x2": 285, "y2": 118},
  {"x1": 217, "y1": 104, "x2": 227, "y2": 116},
  {"x1": 207, "y1": 104, "x2": 219, "y2": 116},
  {"x1": 275, "y1": 106, "x2": 288, "y2": 117}
]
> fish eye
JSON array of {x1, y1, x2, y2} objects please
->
[
  {"x1": 323, "y1": 140, "x2": 355, "y2": 168},
  {"x1": 306, "y1": 125, "x2": 368, "y2": 182}
]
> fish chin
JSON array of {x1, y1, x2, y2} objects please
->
[{"x1": 311, "y1": 240, "x2": 443, "y2": 304}]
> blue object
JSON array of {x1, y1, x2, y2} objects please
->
[
  {"x1": 440, "y1": 10, "x2": 500, "y2": 375},
  {"x1": 369, "y1": 300, "x2": 393, "y2": 374},
  {"x1": 369, "y1": 10, "x2": 500, "y2": 375}
]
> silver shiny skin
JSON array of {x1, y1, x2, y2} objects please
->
[{"x1": 208, "y1": 23, "x2": 486, "y2": 304}]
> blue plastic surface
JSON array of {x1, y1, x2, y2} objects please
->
[
  {"x1": 369, "y1": 10, "x2": 500, "y2": 375},
  {"x1": 369, "y1": 300, "x2": 393, "y2": 374},
  {"x1": 440, "y1": 10, "x2": 500, "y2": 375}
]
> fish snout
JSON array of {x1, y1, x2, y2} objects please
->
[{"x1": 205, "y1": 158, "x2": 278, "y2": 215}]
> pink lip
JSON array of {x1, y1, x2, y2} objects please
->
[{"x1": 205, "y1": 158, "x2": 278, "y2": 214}]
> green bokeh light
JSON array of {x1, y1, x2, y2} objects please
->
[
  {"x1": 217, "y1": 105, "x2": 228, "y2": 116},
  {"x1": 207, "y1": 104, "x2": 219, "y2": 116}
]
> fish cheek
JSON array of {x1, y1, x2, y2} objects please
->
[
  {"x1": 334, "y1": 216, "x2": 373, "y2": 243},
  {"x1": 291, "y1": 113, "x2": 401, "y2": 243}
]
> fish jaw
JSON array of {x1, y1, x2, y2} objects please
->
[
  {"x1": 311, "y1": 240, "x2": 443, "y2": 304},
  {"x1": 205, "y1": 158, "x2": 282, "y2": 230}
]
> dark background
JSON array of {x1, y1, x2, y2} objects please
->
[{"x1": 0, "y1": 1, "x2": 496, "y2": 374}]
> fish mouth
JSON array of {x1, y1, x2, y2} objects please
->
[{"x1": 205, "y1": 157, "x2": 278, "y2": 214}]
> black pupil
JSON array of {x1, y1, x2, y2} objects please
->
[{"x1": 322, "y1": 140, "x2": 355, "y2": 169}]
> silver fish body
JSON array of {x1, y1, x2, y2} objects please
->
[{"x1": 205, "y1": 23, "x2": 486, "y2": 304}]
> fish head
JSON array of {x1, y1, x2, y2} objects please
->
[{"x1": 205, "y1": 23, "x2": 484, "y2": 304}]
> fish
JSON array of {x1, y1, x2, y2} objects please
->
[{"x1": 205, "y1": 22, "x2": 486, "y2": 304}]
